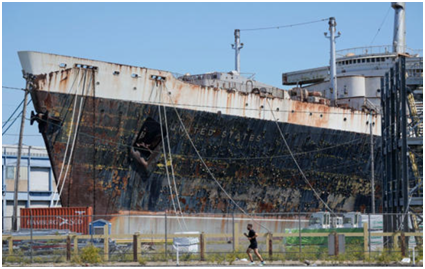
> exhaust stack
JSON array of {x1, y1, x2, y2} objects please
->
[{"x1": 392, "y1": 2, "x2": 406, "y2": 53}]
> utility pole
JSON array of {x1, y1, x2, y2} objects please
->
[
  {"x1": 324, "y1": 17, "x2": 341, "y2": 106},
  {"x1": 12, "y1": 80, "x2": 30, "y2": 231},
  {"x1": 231, "y1": 29, "x2": 244, "y2": 73},
  {"x1": 370, "y1": 111, "x2": 375, "y2": 213}
]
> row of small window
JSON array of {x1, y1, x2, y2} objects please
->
[
  {"x1": 337, "y1": 57, "x2": 391, "y2": 65},
  {"x1": 182, "y1": 74, "x2": 219, "y2": 81},
  {"x1": 3, "y1": 166, "x2": 52, "y2": 192}
]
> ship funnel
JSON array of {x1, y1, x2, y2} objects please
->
[{"x1": 392, "y1": 2, "x2": 406, "y2": 53}]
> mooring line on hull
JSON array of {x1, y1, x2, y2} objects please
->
[
  {"x1": 59, "y1": 69, "x2": 82, "y2": 129},
  {"x1": 55, "y1": 69, "x2": 92, "y2": 207},
  {"x1": 163, "y1": 84, "x2": 271, "y2": 234},
  {"x1": 160, "y1": 85, "x2": 188, "y2": 230},
  {"x1": 266, "y1": 99, "x2": 336, "y2": 215},
  {"x1": 158, "y1": 84, "x2": 184, "y2": 231},
  {"x1": 50, "y1": 68, "x2": 85, "y2": 206}
]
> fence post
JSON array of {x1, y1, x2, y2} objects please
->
[
  {"x1": 200, "y1": 232, "x2": 206, "y2": 261},
  {"x1": 164, "y1": 213, "x2": 167, "y2": 258},
  {"x1": 298, "y1": 212, "x2": 301, "y2": 259},
  {"x1": 73, "y1": 235, "x2": 78, "y2": 257},
  {"x1": 400, "y1": 232, "x2": 406, "y2": 257},
  {"x1": 234, "y1": 222, "x2": 239, "y2": 252},
  {"x1": 103, "y1": 224, "x2": 109, "y2": 261},
  {"x1": 368, "y1": 214, "x2": 371, "y2": 257},
  {"x1": 267, "y1": 233, "x2": 273, "y2": 260},
  {"x1": 30, "y1": 214, "x2": 33, "y2": 263},
  {"x1": 392, "y1": 232, "x2": 399, "y2": 250},
  {"x1": 8, "y1": 237, "x2": 13, "y2": 255},
  {"x1": 232, "y1": 213, "x2": 235, "y2": 252},
  {"x1": 66, "y1": 236, "x2": 71, "y2": 261},
  {"x1": 133, "y1": 232, "x2": 139, "y2": 262},
  {"x1": 334, "y1": 232, "x2": 339, "y2": 257},
  {"x1": 363, "y1": 222, "x2": 369, "y2": 258}
]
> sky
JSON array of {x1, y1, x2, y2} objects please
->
[{"x1": 2, "y1": 1, "x2": 423, "y2": 147}]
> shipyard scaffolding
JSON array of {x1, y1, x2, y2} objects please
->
[{"x1": 381, "y1": 55, "x2": 423, "y2": 248}]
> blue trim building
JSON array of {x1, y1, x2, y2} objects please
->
[{"x1": 2, "y1": 144, "x2": 61, "y2": 231}]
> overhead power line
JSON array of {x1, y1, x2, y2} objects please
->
[
  {"x1": 240, "y1": 18, "x2": 329, "y2": 32},
  {"x1": 2, "y1": 99, "x2": 33, "y2": 136},
  {"x1": 2, "y1": 86, "x2": 26, "y2": 91}
]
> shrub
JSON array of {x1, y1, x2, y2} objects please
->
[
  {"x1": 375, "y1": 248, "x2": 402, "y2": 264},
  {"x1": 33, "y1": 257, "x2": 43, "y2": 263},
  {"x1": 138, "y1": 256, "x2": 148, "y2": 265},
  {"x1": 80, "y1": 244, "x2": 103, "y2": 264}
]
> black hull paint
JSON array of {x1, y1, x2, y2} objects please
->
[{"x1": 33, "y1": 91, "x2": 382, "y2": 215}]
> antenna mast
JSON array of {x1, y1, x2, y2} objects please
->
[
  {"x1": 324, "y1": 17, "x2": 341, "y2": 106},
  {"x1": 231, "y1": 29, "x2": 244, "y2": 73}
]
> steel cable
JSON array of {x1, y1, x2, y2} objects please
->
[{"x1": 240, "y1": 18, "x2": 329, "y2": 31}]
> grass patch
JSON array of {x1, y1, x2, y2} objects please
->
[{"x1": 206, "y1": 253, "x2": 226, "y2": 265}]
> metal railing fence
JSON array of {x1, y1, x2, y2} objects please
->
[{"x1": 2, "y1": 212, "x2": 423, "y2": 265}]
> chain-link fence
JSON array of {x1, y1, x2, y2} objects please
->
[{"x1": 2, "y1": 212, "x2": 423, "y2": 265}]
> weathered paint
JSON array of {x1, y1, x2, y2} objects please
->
[
  {"x1": 19, "y1": 51, "x2": 383, "y2": 219},
  {"x1": 28, "y1": 89, "x2": 381, "y2": 216},
  {"x1": 19, "y1": 51, "x2": 381, "y2": 136}
]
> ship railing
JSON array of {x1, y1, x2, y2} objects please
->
[
  {"x1": 364, "y1": 98, "x2": 381, "y2": 114},
  {"x1": 172, "y1": 71, "x2": 257, "y2": 81},
  {"x1": 336, "y1": 45, "x2": 423, "y2": 58},
  {"x1": 171, "y1": 71, "x2": 185, "y2": 79}
]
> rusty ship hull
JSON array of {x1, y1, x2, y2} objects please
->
[{"x1": 19, "y1": 51, "x2": 382, "y2": 216}]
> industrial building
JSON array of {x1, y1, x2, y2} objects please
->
[{"x1": 2, "y1": 144, "x2": 60, "y2": 230}]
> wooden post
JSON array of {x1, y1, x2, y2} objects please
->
[
  {"x1": 73, "y1": 235, "x2": 78, "y2": 257},
  {"x1": 234, "y1": 222, "x2": 239, "y2": 252},
  {"x1": 164, "y1": 213, "x2": 167, "y2": 257},
  {"x1": 363, "y1": 222, "x2": 369, "y2": 257},
  {"x1": 8, "y1": 237, "x2": 13, "y2": 255},
  {"x1": 392, "y1": 232, "x2": 399, "y2": 250},
  {"x1": 334, "y1": 232, "x2": 339, "y2": 257},
  {"x1": 133, "y1": 232, "x2": 139, "y2": 262},
  {"x1": 200, "y1": 232, "x2": 206, "y2": 261},
  {"x1": 400, "y1": 232, "x2": 406, "y2": 257},
  {"x1": 268, "y1": 233, "x2": 273, "y2": 260},
  {"x1": 66, "y1": 236, "x2": 71, "y2": 261},
  {"x1": 12, "y1": 85, "x2": 29, "y2": 231},
  {"x1": 103, "y1": 224, "x2": 109, "y2": 261}
]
